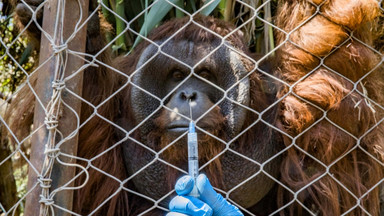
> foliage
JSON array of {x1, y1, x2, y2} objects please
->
[
  {"x1": 101, "y1": 0, "x2": 277, "y2": 54},
  {"x1": 13, "y1": 162, "x2": 28, "y2": 201},
  {"x1": 0, "y1": 1, "x2": 33, "y2": 214},
  {"x1": 0, "y1": 1, "x2": 35, "y2": 96}
]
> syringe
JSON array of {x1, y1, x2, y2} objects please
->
[{"x1": 188, "y1": 102, "x2": 199, "y2": 197}]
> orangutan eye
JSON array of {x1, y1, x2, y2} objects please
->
[
  {"x1": 198, "y1": 71, "x2": 212, "y2": 80},
  {"x1": 172, "y1": 71, "x2": 185, "y2": 81}
]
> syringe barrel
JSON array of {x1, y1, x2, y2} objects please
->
[
  {"x1": 187, "y1": 132, "x2": 198, "y2": 178},
  {"x1": 188, "y1": 131, "x2": 199, "y2": 197}
]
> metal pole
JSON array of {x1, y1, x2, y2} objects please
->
[{"x1": 24, "y1": 0, "x2": 89, "y2": 215}]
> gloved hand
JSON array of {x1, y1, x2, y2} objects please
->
[{"x1": 166, "y1": 174, "x2": 243, "y2": 216}]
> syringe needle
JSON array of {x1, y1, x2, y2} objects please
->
[{"x1": 189, "y1": 99, "x2": 193, "y2": 120}]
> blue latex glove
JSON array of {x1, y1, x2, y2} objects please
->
[{"x1": 167, "y1": 174, "x2": 243, "y2": 216}]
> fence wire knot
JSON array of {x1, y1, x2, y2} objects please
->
[
  {"x1": 52, "y1": 80, "x2": 66, "y2": 91},
  {"x1": 45, "y1": 147, "x2": 60, "y2": 158},
  {"x1": 44, "y1": 116, "x2": 59, "y2": 130},
  {"x1": 52, "y1": 43, "x2": 68, "y2": 54},
  {"x1": 38, "y1": 175, "x2": 53, "y2": 189},
  {"x1": 39, "y1": 196, "x2": 54, "y2": 206}
]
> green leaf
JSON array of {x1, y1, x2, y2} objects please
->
[
  {"x1": 18, "y1": 43, "x2": 33, "y2": 66},
  {"x1": 218, "y1": 0, "x2": 226, "y2": 19},
  {"x1": 200, "y1": 0, "x2": 221, "y2": 16},
  {"x1": 132, "y1": 0, "x2": 183, "y2": 50},
  {"x1": 101, "y1": 0, "x2": 116, "y2": 26},
  {"x1": 175, "y1": 0, "x2": 185, "y2": 18},
  {"x1": 187, "y1": 0, "x2": 197, "y2": 12},
  {"x1": 114, "y1": 0, "x2": 128, "y2": 52}
]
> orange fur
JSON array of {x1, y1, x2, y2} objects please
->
[{"x1": 275, "y1": 0, "x2": 384, "y2": 214}]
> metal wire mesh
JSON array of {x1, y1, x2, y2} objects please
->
[{"x1": 1, "y1": 0, "x2": 384, "y2": 215}]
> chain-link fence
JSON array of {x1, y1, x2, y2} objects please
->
[{"x1": 1, "y1": 0, "x2": 384, "y2": 215}]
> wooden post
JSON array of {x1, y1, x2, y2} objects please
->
[{"x1": 24, "y1": 0, "x2": 89, "y2": 215}]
